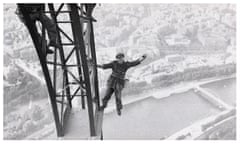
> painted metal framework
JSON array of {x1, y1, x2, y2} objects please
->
[{"x1": 17, "y1": 3, "x2": 102, "y2": 138}]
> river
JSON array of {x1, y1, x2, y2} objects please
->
[{"x1": 102, "y1": 78, "x2": 236, "y2": 139}]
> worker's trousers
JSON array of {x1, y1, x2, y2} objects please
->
[
  {"x1": 102, "y1": 84, "x2": 123, "y2": 110},
  {"x1": 30, "y1": 13, "x2": 57, "y2": 44}
]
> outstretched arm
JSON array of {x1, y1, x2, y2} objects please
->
[
  {"x1": 127, "y1": 54, "x2": 147, "y2": 68},
  {"x1": 87, "y1": 59, "x2": 113, "y2": 69},
  {"x1": 97, "y1": 62, "x2": 113, "y2": 69},
  {"x1": 96, "y1": 64, "x2": 104, "y2": 69}
]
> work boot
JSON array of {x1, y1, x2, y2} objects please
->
[
  {"x1": 48, "y1": 41, "x2": 61, "y2": 48},
  {"x1": 117, "y1": 109, "x2": 121, "y2": 116},
  {"x1": 46, "y1": 48, "x2": 54, "y2": 54}
]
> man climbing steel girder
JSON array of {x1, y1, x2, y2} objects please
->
[
  {"x1": 16, "y1": 4, "x2": 60, "y2": 55},
  {"x1": 97, "y1": 53, "x2": 147, "y2": 115}
]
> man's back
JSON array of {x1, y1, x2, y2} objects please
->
[{"x1": 103, "y1": 60, "x2": 141, "y2": 79}]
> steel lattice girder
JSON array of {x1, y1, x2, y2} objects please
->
[{"x1": 17, "y1": 3, "x2": 100, "y2": 137}]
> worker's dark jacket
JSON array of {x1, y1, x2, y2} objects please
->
[
  {"x1": 102, "y1": 60, "x2": 141, "y2": 89},
  {"x1": 17, "y1": 4, "x2": 57, "y2": 44},
  {"x1": 17, "y1": 4, "x2": 44, "y2": 13}
]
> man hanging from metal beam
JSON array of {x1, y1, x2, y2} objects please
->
[
  {"x1": 16, "y1": 4, "x2": 60, "y2": 55},
  {"x1": 97, "y1": 53, "x2": 147, "y2": 115},
  {"x1": 82, "y1": 3, "x2": 97, "y2": 21}
]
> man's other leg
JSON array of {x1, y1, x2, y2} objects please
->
[
  {"x1": 39, "y1": 14, "x2": 59, "y2": 48},
  {"x1": 115, "y1": 85, "x2": 123, "y2": 115},
  {"x1": 101, "y1": 87, "x2": 114, "y2": 109}
]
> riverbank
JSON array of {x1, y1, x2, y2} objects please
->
[{"x1": 104, "y1": 75, "x2": 235, "y2": 113}]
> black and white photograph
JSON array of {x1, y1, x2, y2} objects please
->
[{"x1": 2, "y1": 0, "x2": 237, "y2": 141}]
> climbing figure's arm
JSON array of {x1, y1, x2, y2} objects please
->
[
  {"x1": 127, "y1": 54, "x2": 147, "y2": 68},
  {"x1": 97, "y1": 62, "x2": 113, "y2": 69}
]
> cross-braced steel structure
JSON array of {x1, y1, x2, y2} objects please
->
[{"x1": 17, "y1": 3, "x2": 102, "y2": 138}]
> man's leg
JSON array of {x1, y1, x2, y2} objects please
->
[
  {"x1": 36, "y1": 33, "x2": 47, "y2": 54},
  {"x1": 101, "y1": 87, "x2": 114, "y2": 110},
  {"x1": 39, "y1": 14, "x2": 60, "y2": 48},
  {"x1": 31, "y1": 19, "x2": 53, "y2": 55},
  {"x1": 115, "y1": 85, "x2": 123, "y2": 115}
]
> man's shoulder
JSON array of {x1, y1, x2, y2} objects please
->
[{"x1": 112, "y1": 60, "x2": 118, "y2": 64}]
